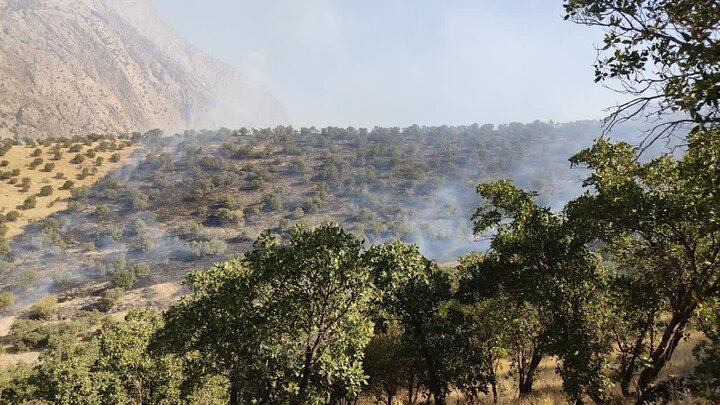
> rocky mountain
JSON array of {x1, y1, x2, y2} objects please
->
[{"x1": 0, "y1": 0, "x2": 287, "y2": 138}]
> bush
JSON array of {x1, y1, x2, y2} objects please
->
[
  {"x1": 5, "y1": 211, "x2": 20, "y2": 222},
  {"x1": 43, "y1": 162, "x2": 55, "y2": 172},
  {"x1": 19, "y1": 177, "x2": 31, "y2": 192},
  {"x1": 95, "y1": 156, "x2": 104, "y2": 166},
  {"x1": 24, "y1": 295, "x2": 58, "y2": 321},
  {"x1": 109, "y1": 153, "x2": 121, "y2": 163},
  {"x1": 30, "y1": 148, "x2": 42, "y2": 157},
  {"x1": 68, "y1": 144, "x2": 82, "y2": 153},
  {"x1": 175, "y1": 220, "x2": 205, "y2": 241},
  {"x1": 21, "y1": 195, "x2": 37, "y2": 209},
  {"x1": 215, "y1": 208, "x2": 243, "y2": 224},
  {"x1": 189, "y1": 238, "x2": 227, "y2": 258},
  {"x1": 38, "y1": 185, "x2": 53, "y2": 196},
  {"x1": 29, "y1": 157, "x2": 44, "y2": 169},
  {"x1": 132, "y1": 263, "x2": 151, "y2": 279},
  {"x1": 131, "y1": 192, "x2": 150, "y2": 210},
  {"x1": 112, "y1": 270, "x2": 136, "y2": 290},
  {"x1": 60, "y1": 180, "x2": 75, "y2": 190},
  {"x1": 70, "y1": 154, "x2": 85, "y2": 164},
  {"x1": 94, "y1": 204, "x2": 110, "y2": 216},
  {"x1": 131, "y1": 234, "x2": 155, "y2": 252},
  {"x1": 263, "y1": 191, "x2": 283, "y2": 212},
  {"x1": 98, "y1": 288, "x2": 124, "y2": 312},
  {"x1": 0, "y1": 291, "x2": 15, "y2": 311},
  {"x1": 0, "y1": 160, "x2": 8, "y2": 167}
]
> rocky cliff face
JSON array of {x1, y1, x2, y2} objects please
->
[{"x1": 0, "y1": 0, "x2": 286, "y2": 138}]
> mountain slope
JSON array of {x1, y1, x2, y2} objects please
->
[{"x1": 0, "y1": 0, "x2": 286, "y2": 138}]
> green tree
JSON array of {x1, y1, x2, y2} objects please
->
[
  {"x1": 564, "y1": 0, "x2": 720, "y2": 144},
  {"x1": 469, "y1": 180, "x2": 611, "y2": 402},
  {"x1": 365, "y1": 242, "x2": 454, "y2": 405},
  {"x1": 567, "y1": 128, "x2": 720, "y2": 393},
  {"x1": 155, "y1": 223, "x2": 375, "y2": 405}
]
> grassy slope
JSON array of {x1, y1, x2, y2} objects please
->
[{"x1": 0, "y1": 143, "x2": 135, "y2": 238}]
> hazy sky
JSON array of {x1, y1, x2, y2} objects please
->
[{"x1": 152, "y1": 0, "x2": 620, "y2": 127}]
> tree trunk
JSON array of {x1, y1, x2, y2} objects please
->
[
  {"x1": 619, "y1": 312, "x2": 654, "y2": 397},
  {"x1": 291, "y1": 347, "x2": 315, "y2": 405},
  {"x1": 519, "y1": 350, "x2": 543, "y2": 396},
  {"x1": 411, "y1": 322, "x2": 445, "y2": 405},
  {"x1": 229, "y1": 380, "x2": 239, "y2": 405},
  {"x1": 637, "y1": 305, "x2": 696, "y2": 392}
]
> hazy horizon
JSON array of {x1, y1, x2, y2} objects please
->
[{"x1": 152, "y1": 0, "x2": 623, "y2": 128}]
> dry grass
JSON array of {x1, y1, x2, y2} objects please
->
[
  {"x1": 0, "y1": 142, "x2": 135, "y2": 238},
  {"x1": 358, "y1": 332, "x2": 708, "y2": 405}
]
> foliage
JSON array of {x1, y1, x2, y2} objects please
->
[
  {"x1": 155, "y1": 223, "x2": 375, "y2": 405},
  {"x1": 568, "y1": 128, "x2": 720, "y2": 392},
  {"x1": 564, "y1": 0, "x2": 720, "y2": 141},
  {"x1": 469, "y1": 180, "x2": 611, "y2": 401},
  {"x1": 24, "y1": 295, "x2": 58, "y2": 321}
]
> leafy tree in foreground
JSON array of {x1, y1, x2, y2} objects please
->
[
  {"x1": 155, "y1": 223, "x2": 375, "y2": 405},
  {"x1": 468, "y1": 180, "x2": 611, "y2": 402},
  {"x1": 694, "y1": 298, "x2": 720, "y2": 400},
  {"x1": 567, "y1": 128, "x2": 720, "y2": 393},
  {"x1": 564, "y1": 0, "x2": 720, "y2": 144},
  {"x1": 365, "y1": 242, "x2": 456, "y2": 405}
]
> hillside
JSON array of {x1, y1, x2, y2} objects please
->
[{"x1": 0, "y1": 0, "x2": 286, "y2": 138}]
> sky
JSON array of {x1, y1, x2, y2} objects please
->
[{"x1": 152, "y1": 0, "x2": 621, "y2": 127}]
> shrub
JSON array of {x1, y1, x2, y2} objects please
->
[
  {"x1": 189, "y1": 238, "x2": 227, "y2": 258},
  {"x1": 70, "y1": 154, "x2": 85, "y2": 164},
  {"x1": 0, "y1": 291, "x2": 15, "y2": 311},
  {"x1": 109, "y1": 153, "x2": 121, "y2": 163},
  {"x1": 95, "y1": 156, "x2": 104, "y2": 166},
  {"x1": 98, "y1": 288, "x2": 124, "y2": 312},
  {"x1": 70, "y1": 186, "x2": 89, "y2": 199},
  {"x1": 5, "y1": 211, "x2": 20, "y2": 222},
  {"x1": 29, "y1": 157, "x2": 44, "y2": 169},
  {"x1": 84, "y1": 149, "x2": 96, "y2": 158},
  {"x1": 263, "y1": 191, "x2": 283, "y2": 212},
  {"x1": 94, "y1": 204, "x2": 111, "y2": 216},
  {"x1": 215, "y1": 208, "x2": 243, "y2": 224},
  {"x1": 43, "y1": 162, "x2": 55, "y2": 172},
  {"x1": 175, "y1": 220, "x2": 204, "y2": 241},
  {"x1": 131, "y1": 192, "x2": 150, "y2": 210},
  {"x1": 68, "y1": 144, "x2": 82, "y2": 153},
  {"x1": 24, "y1": 295, "x2": 58, "y2": 320},
  {"x1": 38, "y1": 185, "x2": 53, "y2": 196},
  {"x1": 131, "y1": 234, "x2": 155, "y2": 252},
  {"x1": 0, "y1": 160, "x2": 8, "y2": 167},
  {"x1": 21, "y1": 195, "x2": 37, "y2": 209},
  {"x1": 30, "y1": 148, "x2": 42, "y2": 157},
  {"x1": 113, "y1": 270, "x2": 136, "y2": 290},
  {"x1": 132, "y1": 263, "x2": 151, "y2": 279},
  {"x1": 19, "y1": 177, "x2": 31, "y2": 192},
  {"x1": 60, "y1": 180, "x2": 75, "y2": 190},
  {"x1": 77, "y1": 167, "x2": 91, "y2": 180}
]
